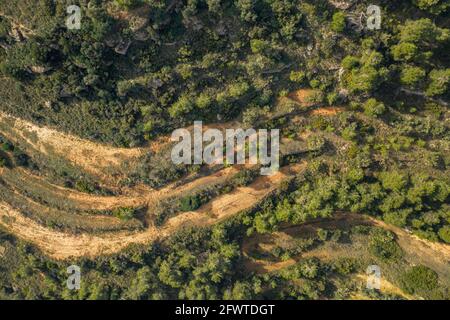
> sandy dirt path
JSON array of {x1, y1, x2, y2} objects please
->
[
  {"x1": 0, "y1": 112, "x2": 146, "y2": 180},
  {"x1": 0, "y1": 167, "x2": 143, "y2": 211},
  {"x1": 0, "y1": 165, "x2": 242, "y2": 212},
  {"x1": 242, "y1": 213, "x2": 450, "y2": 277},
  {"x1": 0, "y1": 163, "x2": 305, "y2": 260}
]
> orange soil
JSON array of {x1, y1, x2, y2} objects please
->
[
  {"x1": 0, "y1": 163, "x2": 305, "y2": 260},
  {"x1": 242, "y1": 213, "x2": 450, "y2": 278},
  {"x1": 310, "y1": 107, "x2": 344, "y2": 116},
  {"x1": 287, "y1": 89, "x2": 317, "y2": 106},
  {"x1": 0, "y1": 112, "x2": 145, "y2": 181}
]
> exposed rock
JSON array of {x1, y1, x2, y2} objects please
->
[
  {"x1": 215, "y1": 21, "x2": 227, "y2": 36},
  {"x1": 134, "y1": 30, "x2": 150, "y2": 41},
  {"x1": 114, "y1": 40, "x2": 132, "y2": 55},
  {"x1": 338, "y1": 88, "x2": 349, "y2": 99},
  {"x1": 149, "y1": 79, "x2": 163, "y2": 89},
  {"x1": 9, "y1": 27, "x2": 24, "y2": 42},
  {"x1": 0, "y1": 40, "x2": 11, "y2": 50},
  {"x1": 30, "y1": 66, "x2": 51, "y2": 74}
]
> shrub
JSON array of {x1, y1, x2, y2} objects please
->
[
  {"x1": 112, "y1": 207, "x2": 136, "y2": 221},
  {"x1": 12, "y1": 151, "x2": 29, "y2": 167},
  {"x1": 289, "y1": 71, "x2": 306, "y2": 83},
  {"x1": 1, "y1": 141, "x2": 14, "y2": 151},
  {"x1": 75, "y1": 180, "x2": 96, "y2": 193},
  {"x1": 399, "y1": 265, "x2": 438, "y2": 295},
  {"x1": 363, "y1": 98, "x2": 386, "y2": 117},
  {"x1": 333, "y1": 258, "x2": 356, "y2": 275},
  {"x1": 438, "y1": 225, "x2": 450, "y2": 243},
  {"x1": 234, "y1": 169, "x2": 256, "y2": 186},
  {"x1": 0, "y1": 155, "x2": 7, "y2": 167},
  {"x1": 331, "y1": 12, "x2": 346, "y2": 33},
  {"x1": 368, "y1": 228, "x2": 402, "y2": 261},
  {"x1": 317, "y1": 228, "x2": 329, "y2": 241},
  {"x1": 180, "y1": 195, "x2": 201, "y2": 211},
  {"x1": 400, "y1": 65, "x2": 426, "y2": 87},
  {"x1": 342, "y1": 56, "x2": 359, "y2": 70}
]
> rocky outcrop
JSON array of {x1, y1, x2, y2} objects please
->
[
  {"x1": 329, "y1": 0, "x2": 354, "y2": 10},
  {"x1": 30, "y1": 66, "x2": 52, "y2": 74},
  {"x1": 114, "y1": 40, "x2": 132, "y2": 55}
]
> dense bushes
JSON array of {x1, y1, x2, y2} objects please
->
[
  {"x1": 368, "y1": 228, "x2": 402, "y2": 261},
  {"x1": 399, "y1": 265, "x2": 439, "y2": 297},
  {"x1": 179, "y1": 195, "x2": 201, "y2": 212},
  {"x1": 249, "y1": 166, "x2": 449, "y2": 243}
]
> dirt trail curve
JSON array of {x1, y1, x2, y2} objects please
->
[
  {"x1": 242, "y1": 213, "x2": 450, "y2": 278},
  {"x1": 0, "y1": 112, "x2": 241, "y2": 184},
  {"x1": 0, "y1": 112, "x2": 147, "y2": 180},
  {"x1": 0, "y1": 163, "x2": 305, "y2": 260},
  {"x1": 0, "y1": 167, "x2": 143, "y2": 211},
  {"x1": 0, "y1": 165, "x2": 243, "y2": 212},
  {"x1": 0, "y1": 90, "x2": 321, "y2": 182},
  {"x1": 0, "y1": 90, "x2": 313, "y2": 259}
]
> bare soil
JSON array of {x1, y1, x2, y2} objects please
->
[{"x1": 0, "y1": 163, "x2": 305, "y2": 260}]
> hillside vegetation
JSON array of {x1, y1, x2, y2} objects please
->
[{"x1": 0, "y1": 0, "x2": 448, "y2": 300}]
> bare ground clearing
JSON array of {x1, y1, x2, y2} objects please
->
[
  {"x1": 242, "y1": 213, "x2": 450, "y2": 279},
  {"x1": 0, "y1": 163, "x2": 305, "y2": 259}
]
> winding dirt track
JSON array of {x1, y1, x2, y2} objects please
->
[
  {"x1": 0, "y1": 94, "x2": 355, "y2": 260},
  {"x1": 0, "y1": 163, "x2": 305, "y2": 260},
  {"x1": 0, "y1": 112, "x2": 146, "y2": 181},
  {"x1": 0, "y1": 167, "x2": 143, "y2": 211},
  {"x1": 242, "y1": 213, "x2": 450, "y2": 279}
]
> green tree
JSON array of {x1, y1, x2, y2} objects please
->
[
  {"x1": 414, "y1": 0, "x2": 450, "y2": 14},
  {"x1": 363, "y1": 98, "x2": 385, "y2": 117},
  {"x1": 438, "y1": 225, "x2": 450, "y2": 243},
  {"x1": 399, "y1": 265, "x2": 439, "y2": 295},
  {"x1": 391, "y1": 42, "x2": 419, "y2": 62},
  {"x1": 124, "y1": 267, "x2": 152, "y2": 299},
  {"x1": 378, "y1": 171, "x2": 408, "y2": 191},
  {"x1": 400, "y1": 65, "x2": 426, "y2": 88},
  {"x1": 399, "y1": 19, "x2": 448, "y2": 45},
  {"x1": 331, "y1": 12, "x2": 346, "y2": 33},
  {"x1": 426, "y1": 69, "x2": 450, "y2": 96},
  {"x1": 250, "y1": 39, "x2": 268, "y2": 54}
]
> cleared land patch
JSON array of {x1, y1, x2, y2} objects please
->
[
  {"x1": 242, "y1": 213, "x2": 450, "y2": 281},
  {"x1": 0, "y1": 163, "x2": 305, "y2": 259}
]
